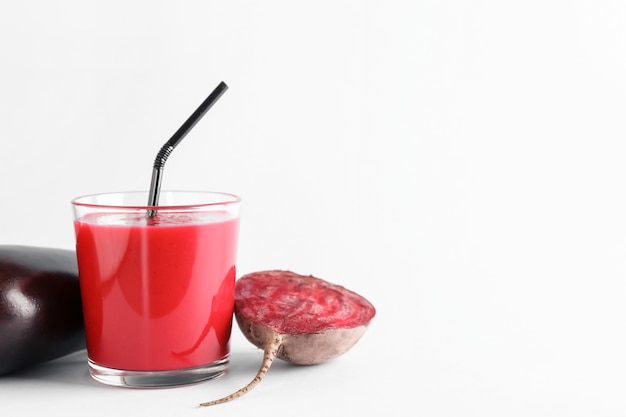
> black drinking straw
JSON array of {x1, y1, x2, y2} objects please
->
[{"x1": 146, "y1": 81, "x2": 228, "y2": 217}]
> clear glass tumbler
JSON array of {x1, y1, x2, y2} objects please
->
[{"x1": 71, "y1": 191, "x2": 241, "y2": 388}]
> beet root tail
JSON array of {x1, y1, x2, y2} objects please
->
[{"x1": 199, "y1": 334, "x2": 283, "y2": 407}]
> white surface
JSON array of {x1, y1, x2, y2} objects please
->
[{"x1": 1, "y1": 0, "x2": 626, "y2": 415}]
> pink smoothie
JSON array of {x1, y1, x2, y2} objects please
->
[{"x1": 74, "y1": 212, "x2": 239, "y2": 371}]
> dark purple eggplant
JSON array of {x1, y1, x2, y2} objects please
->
[{"x1": 0, "y1": 245, "x2": 85, "y2": 375}]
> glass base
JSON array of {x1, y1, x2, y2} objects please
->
[{"x1": 88, "y1": 357, "x2": 228, "y2": 388}]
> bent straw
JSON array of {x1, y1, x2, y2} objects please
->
[{"x1": 146, "y1": 81, "x2": 228, "y2": 217}]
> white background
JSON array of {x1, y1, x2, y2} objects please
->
[{"x1": 1, "y1": 0, "x2": 626, "y2": 415}]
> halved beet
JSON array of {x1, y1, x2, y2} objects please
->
[{"x1": 200, "y1": 270, "x2": 376, "y2": 407}]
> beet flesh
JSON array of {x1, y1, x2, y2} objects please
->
[
  {"x1": 0, "y1": 245, "x2": 86, "y2": 375},
  {"x1": 200, "y1": 270, "x2": 375, "y2": 407}
]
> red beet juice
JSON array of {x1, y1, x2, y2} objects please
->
[{"x1": 74, "y1": 211, "x2": 239, "y2": 372}]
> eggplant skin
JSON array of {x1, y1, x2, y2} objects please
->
[{"x1": 0, "y1": 245, "x2": 86, "y2": 375}]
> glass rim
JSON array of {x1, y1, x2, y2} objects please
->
[{"x1": 71, "y1": 190, "x2": 241, "y2": 210}]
